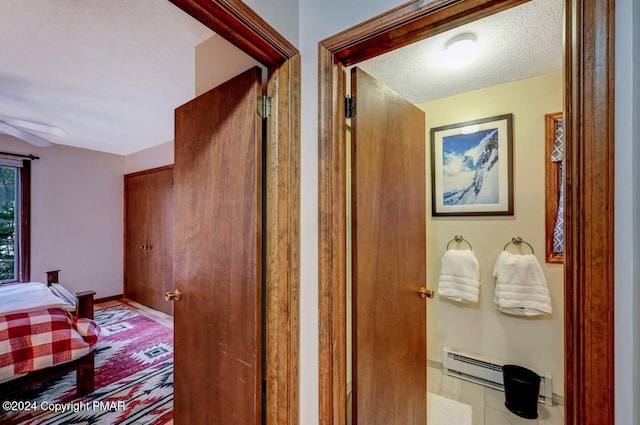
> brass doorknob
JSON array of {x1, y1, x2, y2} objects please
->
[
  {"x1": 165, "y1": 288, "x2": 183, "y2": 302},
  {"x1": 419, "y1": 287, "x2": 434, "y2": 299}
]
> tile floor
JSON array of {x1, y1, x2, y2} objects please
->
[{"x1": 428, "y1": 366, "x2": 564, "y2": 425}]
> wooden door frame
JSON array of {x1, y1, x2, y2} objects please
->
[
  {"x1": 318, "y1": 1, "x2": 615, "y2": 425},
  {"x1": 168, "y1": 1, "x2": 300, "y2": 424}
]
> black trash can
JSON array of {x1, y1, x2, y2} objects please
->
[{"x1": 502, "y1": 364, "x2": 541, "y2": 419}]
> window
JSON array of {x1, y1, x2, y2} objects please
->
[
  {"x1": 0, "y1": 158, "x2": 30, "y2": 283},
  {"x1": 545, "y1": 112, "x2": 563, "y2": 264}
]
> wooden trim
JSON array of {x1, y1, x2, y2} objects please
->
[
  {"x1": 95, "y1": 294, "x2": 124, "y2": 304},
  {"x1": 321, "y1": 0, "x2": 527, "y2": 66},
  {"x1": 564, "y1": 0, "x2": 615, "y2": 424},
  {"x1": 165, "y1": 2, "x2": 300, "y2": 424},
  {"x1": 545, "y1": 112, "x2": 564, "y2": 264},
  {"x1": 169, "y1": 0, "x2": 297, "y2": 67},
  {"x1": 318, "y1": 43, "x2": 348, "y2": 425},
  {"x1": 123, "y1": 164, "x2": 174, "y2": 178},
  {"x1": 265, "y1": 54, "x2": 301, "y2": 425},
  {"x1": 318, "y1": 0, "x2": 615, "y2": 424}
]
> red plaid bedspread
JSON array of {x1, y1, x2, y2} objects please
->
[{"x1": 0, "y1": 309, "x2": 100, "y2": 383}]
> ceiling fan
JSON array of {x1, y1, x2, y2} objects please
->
[{"x1": 0, "y1": 115, "x2": 66, "y2": 147}]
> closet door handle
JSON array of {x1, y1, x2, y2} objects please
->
[{"x1": 165, "y1": 289, "x2": 183, "y2": 302}]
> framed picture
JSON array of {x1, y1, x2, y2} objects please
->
[{"x1": 430, "y1": 113, "x2": 513, "y2": 216}]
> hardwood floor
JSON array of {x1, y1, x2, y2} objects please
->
[
  {"x1": 428, "y1": 366, "x2": 564, "y2": 425},
  {"x1": 96, "y1": 298, "x2": 173, "y2": 328}
]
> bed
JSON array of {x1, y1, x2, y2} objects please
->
[{"x1": 0, "y1": 270, "x2": 99, "y2": 399}]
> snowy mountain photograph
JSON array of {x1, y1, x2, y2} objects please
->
[
  {"x1": 442, "y1": 128, "x2": 500, "y2": 205},
  {"x1": 430, "y1": 113, "x2": 513, "y2": 216}
]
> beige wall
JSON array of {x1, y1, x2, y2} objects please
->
[
  {"x1": 195, "y1": 34, "x2": 261, "y2": 97},
  {"x1": 417, "y1": 71, "x2": 564, "y2": 395},
  {"x1": 0, "y1": 136, "x2": 124, "y2": 299},
  {"x1": 124, "y1": 141, "x2": 174, "y2": 174}
]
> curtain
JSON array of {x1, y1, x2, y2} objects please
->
[{"x1": 550, "y1": 118, "x2": 564, "y2": 255}]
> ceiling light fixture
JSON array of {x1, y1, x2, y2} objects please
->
[{"x1": 443, "y1": 32, "x2": 478, "y2": 68}]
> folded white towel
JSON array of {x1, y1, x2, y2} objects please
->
[
  {"x1": 437, "y1": 249, "x2": 480, "y2": 303},
  {"x1": 493, "y1": 251, "x2": 552, "y2": 316}
]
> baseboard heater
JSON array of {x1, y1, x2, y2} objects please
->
[{"x1": 442, "y1": 347, "x2": 553, "y2": 406}]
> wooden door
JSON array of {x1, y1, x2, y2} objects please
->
[
  {"x1": 173, "y1": 67, "x2": 263, "y2": 424},
  {"x1": 351, "y1": 68, "x2": 427, "y2": 425},
  {"x1": 145, "y1": 167, "x2": 174, "y2": 315},
  {"x1": 124, "y1": 167, "x2": 174, "y2": 315},
  {"x1": 124, "y1": 172, "x2": 151, "y2": 307}
]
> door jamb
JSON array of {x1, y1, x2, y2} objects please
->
[
  {"x1": 317, "y1": 1, "x2": 615, "y2": 424},
  {"x1": 169, "y1": 1, "x2": 300, "y2": 424}
]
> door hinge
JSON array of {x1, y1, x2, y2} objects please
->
[
  {"x1": 258, "y1": 96, "x2": 272, "y2": 118},
  {"x1": 345, "y1": 96, "x2": 356, "y2": 118}
]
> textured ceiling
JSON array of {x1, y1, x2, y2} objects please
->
[
  {"x1": 0, "y1": 0, "x2": 214, "y2": 155},
  {"x1": 358, "y1": 0, "x2": 563, "y2": 104}
]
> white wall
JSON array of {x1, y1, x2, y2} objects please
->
[
  {"x1": 243, "y1": 0, "x2": 299, "y2": 47},
  {"x1": 418, "y1": 71, "x2": 564, "y2": 394},
  {"x1": 615, "y1": 0, "x2": 640, "y2": 423},
  {"x1": 298, "y1": 0, "x2": 407, "y2": 422},
  {"x1": 124, "y1": 141, "x2": 174, "y2": 174},
  {"x1": 0, "y1": 136, "x2": 124, "y2": 299}
]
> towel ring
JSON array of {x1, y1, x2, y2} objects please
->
[
  {"x1": 503, "y1": 236, "x2": 535, "y2": 254},
  {"x1": 446, "y1": 234, "x2": 472, "y2": 250}
]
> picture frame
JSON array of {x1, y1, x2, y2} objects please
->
[{"x1": 430, "y1": 113, "x2": 513, "y2": 216}]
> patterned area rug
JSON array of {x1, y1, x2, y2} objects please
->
[{"x1": 0, "y1": 304, "x2": 174, "y2": 425}]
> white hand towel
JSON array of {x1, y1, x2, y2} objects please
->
[
  {"x1": 493, "y1": 251, "x2": 552, "y2": 316},
  {"x1": 437, "y1": 249, "x2": 480, "y2": 303}
]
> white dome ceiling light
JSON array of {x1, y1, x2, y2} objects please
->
[{"x1": 443, "y1": 33, "x2": 478, "y2": 68}]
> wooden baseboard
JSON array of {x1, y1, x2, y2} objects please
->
[{"x1": 95, "y1": 294, "x2": 124, "y2": 304}]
